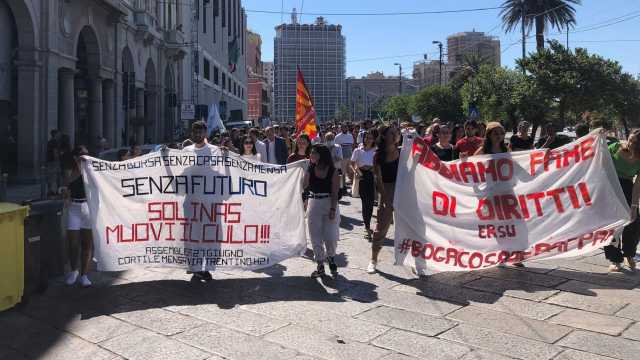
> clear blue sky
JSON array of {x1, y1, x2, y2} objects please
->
[{"x1": 243, "y1": 0, "x2": 640, "y2": 78}]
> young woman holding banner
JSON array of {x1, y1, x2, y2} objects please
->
[
  {"x1": 240, "y1": 135, "x2": 261, "y2": 162},
  {"x1": 304, "y1": 144, "x2": 341, "y2": 278},
  {"x1": 430, "y1": 124, "x2": 455, "y2": 161},
  {"x1": 604, "y1": 130, "x2": 640, "y2": 272},
  {"x1": 351, "y1": 131, "x2": 377, "y2": 241},
  {"x1": 474, "y1": 122, "x2": 525, "y2": 268},
  {"x1": 474, "y1": 122, "x2": 508, "y2": 156},
  {"x1": 62, "y1": 145, "x2": 93, "y2": 287},
  {"x1": 367, "y1": 125, "x2": 402, "y2": 274}
]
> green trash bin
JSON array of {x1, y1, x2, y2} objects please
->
[{"x1": 0, "y1": 203, "x2": 29, "y2": 311}]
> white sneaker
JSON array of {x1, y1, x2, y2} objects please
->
[
  {"x1": 366, "y1": 261, "x2": 377, "y2": 274},
  {"x1": 65, "y1": 270, "x2": 79, "y2": 286},
  {"x1": 79, "y1": 275, "x2": 92, "y2": 287}
]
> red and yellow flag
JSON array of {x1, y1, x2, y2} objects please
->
[{"x1": 295, "y1": 67, "x2": 318, "y2": 140}]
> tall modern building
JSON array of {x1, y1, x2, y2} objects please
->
[
  {"x1": 246, "y1": 31, "x2": 270, "y2": 121},
  {"x1": 274, "y1": 14, "x2": 346, "y2": 124},
  {"x1": 447, "y1": 31, "x2": 501, "y2": 68},
  {"x1": 413, "y1": 60, "x2": 450, "y2": 88},
  {"x1": 262, "y1": 61, "x2": 275, "y2": 117}
]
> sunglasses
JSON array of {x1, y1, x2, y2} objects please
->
[{"x1": 244, "y1": 141, "x2": 253, "y2": 145}]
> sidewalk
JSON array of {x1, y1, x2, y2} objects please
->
[{"x1": 1, "y1": 197, "x2": 639, "y2": 359}]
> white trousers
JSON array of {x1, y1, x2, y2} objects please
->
[{"x1": 307, "y1": 198, "x2": 340, "y2": 262}]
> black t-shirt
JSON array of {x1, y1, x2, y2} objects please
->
[
  {"x1": 509, "y1": 135, "x2": 533, "y2": 151},
  {"x1": 535, "y1": 134, "x2": 572, "y2": 149},
  {"x1": 431, "y1": 144, "x2": 454, "y2": 161}
]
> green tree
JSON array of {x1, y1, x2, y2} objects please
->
[
  {"x1": 413, "y1": 85, "x2": 463, "y2": 123},
  {"x1": 500, "y1": 0, "x2": 581, "y2": 52},
  {"x1": 382, "y1": 95, "x2": 414, "y2": 122},
  {"x1": 519, "y1": 40, "x2": 634, "y2": 125},
  {"x1": 460, "y1": 65, "x2": 521, "y2": 127}
]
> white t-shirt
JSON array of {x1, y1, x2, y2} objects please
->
[
  {"x1": 335, "y1": 132, "x2": 354, "y2": 159},
  {"x1": 183, "y1": 143, "x2": 219, "y2": 152},
  {"x1": 351, "y1": 147, "x2": 376, "y2": 168},
  {"x1": 255, "y1": 140, "x2": 267, "y2": 161},
  {"x1": 267, "y1": 140, "x2": 276, "y2": 164},
  {"x1": 241, "y1": 153, "x2": 261, "y2": 162},
  {"x1": 335, "y1": 132, "x2": 354, "y2": 146}
]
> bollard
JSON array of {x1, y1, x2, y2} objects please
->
[{"x1": 0, "y1": 173, "x2": 7, "y2": 202}]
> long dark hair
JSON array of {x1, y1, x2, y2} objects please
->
[
  {"x1": 311, "y1": 144, "x2": 335, "y2": 172},
  {"x1": 64, "y1": 145, "x2": 87, "y2": 171},
  {"x1": 482, "y1": 127, "x2": 508, "y2": 154},
  {"x1": 375, "y1": 125, "x2": 398, "y2": 165},
  {"x1": 294, "y1": 134, "x2": 312, "y2": 157},
  {"x1": 241, "y1": 135, "x2": 257, "y2": 155},
  {"x1": 452, "y1": 124, "x2": 464, "y2": 144}
]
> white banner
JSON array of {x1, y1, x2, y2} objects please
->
[
  {"x1": 395, "y1": 131, "x2": 630, "y2": 272},
  {"x1": 82, "y1": 147, "x2": 308, "y2": 271}
]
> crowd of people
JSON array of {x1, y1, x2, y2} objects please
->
[{"x1": 56, "y1": 116, "x2": 639, "y2": 286}]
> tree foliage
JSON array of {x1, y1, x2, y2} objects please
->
[
  {"x1": 413, "y1": 85, "x2": 463, "y2": 123},
  {"x1": 518, "y1": 40, "x2": 640, "y2": 126},
  {"x1": 500, "y1": 0, "x2": 581, "y2": 51},
  {"x1": 382, "y1": 95, "x2": 414, "y2": 122}
]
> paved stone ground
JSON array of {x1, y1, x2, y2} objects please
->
[{"x1": 2, "y1": 197, "x2": 640, "y2": 359}]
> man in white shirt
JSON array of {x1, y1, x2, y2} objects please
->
[
  {"x1": 183, "y1": 120, "x2": 219, "y2": 153},
  {"x1": 335, "y1": 124, "x2": 355, "y2": 186},
  {"x1": 249, "y1": 128, "x2": 267, "y2": 161},
  {"x1": 182, "y1": 120, "x2": 216, "y2": 282}
]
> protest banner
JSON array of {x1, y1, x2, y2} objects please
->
[
  {"x1": 395, "y1": 131, "x2": 631, "y2": 273},
  {"x1": 81, "y1": 147, "x2": 308, "y2": 272}
]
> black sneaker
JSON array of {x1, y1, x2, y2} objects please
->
[
  {"x1": 328, "y1": 261, "x2": 338, "y2": 277},
  {"x1": 311, "y1": 262, "x2": 325, "y2": 278},
  {"x1": 191, "y1": 271, "x2": 213, "y2": 282}
]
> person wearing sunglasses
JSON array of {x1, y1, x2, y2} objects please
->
[{"x1": 240, "y1": 135, "x2": 261, "y2": 162}]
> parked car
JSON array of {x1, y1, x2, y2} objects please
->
[
  {"x1": 225, "y1": 120, "x2": 253, "y2": 130},
  {"x1": 98, "y1": 144, "x2": 162, "y2": 161}
]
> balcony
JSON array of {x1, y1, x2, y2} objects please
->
[
  {"x1": 164, "y1": 30, "x2": 187, "y2": 61},
  {"x1": 133, "y1": 10, "x2": 161, "y2": 45}
]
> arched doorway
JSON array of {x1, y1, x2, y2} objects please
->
[
  {"x1": 0, "y1": 1, "x2": 18, "y2": 176},
  {"x1": 74, "y1": 26, "x2": 101, "y2": 150},
  {"x1": 121, "y1": 47, "x2": 135, "y2": 145},
  {"x1": 164, "y1": 64, "x2": 177, "y2": 141}
]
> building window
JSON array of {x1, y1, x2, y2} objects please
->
[
  {"x1": 222, "y1": 73, "x2": 226, "y2": 89},
  {"x1": 214, "y1": 66, "x2": 219, "y2": 85},
  {"x1": 228, "y1": 0, "x2": 232, "y2": 36},
  {"x1": 233, "y1": 82, "x2": 237, "y2": 96},
  {"x1": 202, "y1": 0, "x2": 207, "y2": 33},
  {"x1": 204, "y1": 59, "x2": 211, "y2": 80},
  {"x1": 212, "y1": 0, "x2": 218, "y2": 43},
  {"x1": 222, "y1": 0, "x2": 226, "y2": 28}
]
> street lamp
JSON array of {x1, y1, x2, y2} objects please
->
[
  {"x1": 394, "y1": 62, "x2": 402, "y2": 94},
  {"x1": 432, "y1": 40, "x2": 443, "y2": 86}
]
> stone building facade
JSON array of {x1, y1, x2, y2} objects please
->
[{"x1": 0, "y1": 0, "x2": 247, "y2": 182}]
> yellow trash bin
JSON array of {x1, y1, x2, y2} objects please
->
[{"x1": 0, "y1": 203, "x2": 29, "y2": 311}]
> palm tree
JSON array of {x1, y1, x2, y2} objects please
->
[{"x1": 500, "y1": 0, "x2": 581, "y2": 52}]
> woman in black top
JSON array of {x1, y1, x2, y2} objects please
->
[
  {"x1": 430, "y1": 124, "x2": 455, "y2": 161},
  {"x1": 509, "y1": 121, "x2": 533, "y2": 152},
  {"x1": 368, "y1": 125, "x2": 401, "y2": 274},
  {"x1": 304, "y1": 144, "x2": 341, "y2": 278},
  {"x1": 62, "y1": 145, "x2": 94, "y2": 287}
]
